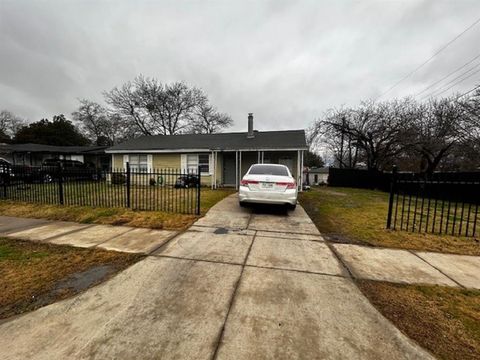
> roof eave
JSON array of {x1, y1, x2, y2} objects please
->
[{"x1": 106, "y1": 146, "x2": 308, "y2": 153}]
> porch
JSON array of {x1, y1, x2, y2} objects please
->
[{"x1": 210, "y1": 150, "x2": 304, "y2": 190}]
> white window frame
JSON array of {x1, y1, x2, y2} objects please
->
[
  {"x1": 129, "y1": 154, "x2": 148, "y2": 172},
  {"x1": 183, "y1": 154, "x2": 210, "y2": 175}
]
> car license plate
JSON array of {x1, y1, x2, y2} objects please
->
[{"x1": 261, "y1": 182, "x2": 273, "y2": 189}]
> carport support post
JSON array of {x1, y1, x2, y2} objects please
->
[
  {"x1": 211, "y1": 150, "x2": 214, "y2": 190},
  {"x1": 126, "y1": 162, "x2": 131, "y2": 208},
  {"x1": 300, "y1": 150, "x2": 304, "y2": 191},
  {"x1": 235, "y1": 151, "x2": 239, "y2": 190},
  {"x1": 297, "y1": 150, "x2": 301, "y2": 191},
  {"x1": 239, "y1": 151, "x2": 242, "y2": 187},
  {"x1": 386, "y1": 166, "x2": 397, "y2": 229}
]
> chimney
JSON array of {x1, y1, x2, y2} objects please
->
[{"x1": 247, "y1": 113, "x2": 254, "y2": 138}]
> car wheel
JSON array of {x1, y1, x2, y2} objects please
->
[
  {"x1": 239, "y1": 201, "x2": 246, "y2": 208},
  {"x1": 288, "y1": 203, "x2": 297, "y2": 211},
  {"x1": 43, "y1": 174, "x2": 53, "y2": 183}
]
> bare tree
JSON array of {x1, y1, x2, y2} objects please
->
[
  {"x1": 72, "y1": 99, "x2": 128, "y2": 145},
  {"x1": 310, "y1": 108, "x2": 360, "y2": 168},
  {"x1": 312, "y1": 99, "x2": 413, "y2": 171},
  {"x1": 0, "y1": 110, "x2": 26, "y2": 141},
  {"x1": 191, "y1": 101, "x2": 233, "y2": 133},
  {"x1": 104, "y1": 75, "x2": 225, "y2": 136},
  {"x1": 103, "y1": 76, "x2": 155, "y2": 135},
  {"x1": 409, "y1": 97, "x2": 462, "y2": 175}
]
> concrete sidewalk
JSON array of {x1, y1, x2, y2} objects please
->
[
  {"x1": 0, "y1": 216, "x2": 177, "y2": 254},
  {"x1": 0, "y1": 195, "x2": 435, "y2": 359},
  {"x1": 2, "y1": 208, "x2": 478, "y2": 290}
]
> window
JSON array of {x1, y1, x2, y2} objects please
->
[
  {"x1": 199, "y1": 154, "x2": 209, "y2": 173},
  {"x1": 129, "y1": 154, "x2": 148, "y2": 172},
  {"x1": 248, "y1": 164, "x2": 289, "y2": 176},
  {"x1": 186, "y1": 154, "x2": 210, "y2": 174}
]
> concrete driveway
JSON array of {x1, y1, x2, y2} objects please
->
[{"x1": 0, "y1": 195, "x2": 433, "y2": 359}]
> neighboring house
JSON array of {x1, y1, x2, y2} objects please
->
[
  {"x1": 0, "y1": 143, "x2": 110, "y2": 169},
  {"x1": 305, "y1": 167, "x2": 329, "y2": 185},
  {"x1": 106, "y1": 114, "x2": 308, "y2": 189}
]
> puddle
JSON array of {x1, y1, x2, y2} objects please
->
[
  {"x1": 31, "y1": 265, "x2": 115, "y2": 308},
  {"x1": 55, "y1": 265, "x2": 115, "y2": 292},
  {"x1": 214, "y1": 227, "x2": 229, "y2": 234}
]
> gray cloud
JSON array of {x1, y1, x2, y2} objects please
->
[{"x1": 1, "y1": 0, "x2": 480, "y2": 131}]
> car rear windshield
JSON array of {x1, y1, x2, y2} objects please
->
[{"x1": 248, "y1": 165, "x2": 289, "y2": 176}]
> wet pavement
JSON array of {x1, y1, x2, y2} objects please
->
[{"x1": 0, "y1": 195, "x2": 435, "y2": 359}]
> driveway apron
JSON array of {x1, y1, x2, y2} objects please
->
[{"x1": 0, "y1": 194, "x2": 433, "y2": 359}]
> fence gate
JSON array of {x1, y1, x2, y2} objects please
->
[{"x1": 386, "y1": 168, "x2": 480, "y2": 237}]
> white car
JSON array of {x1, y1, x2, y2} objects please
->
[{"x1": 239, "y1": 164, "x2": 297, "y2": 210}]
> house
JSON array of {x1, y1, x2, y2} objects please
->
[
  {"x1": 305, "y1": 167, "x2": 329, "y2": 185},
  {"x1": 106, "y1": 114, "x2": 308, "y2": 189},
  {"x1": 0, "y1": 143, "x2": 110, "y2": 169}
]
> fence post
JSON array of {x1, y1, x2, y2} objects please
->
[
  {"x1": 2, "y1": 164, "x2": 6, "y2": 198},
  {"x1": 196, "y1": 165, "x2": 201, "y2": 215},
  {"x1": 386, "y1": 166, "x2": 397, "y2": 229},
  {"x1": 126, "y1": 162, "x2": 131, "y2": 208},
  {"x1": 58, "y1": 164, "x2": 64, "y2": 205}
]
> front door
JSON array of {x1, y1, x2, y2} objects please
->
[{"x1": 223, "y1": 153, "x2": 236, "y2": 186}]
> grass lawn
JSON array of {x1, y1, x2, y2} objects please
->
[
  {"x1": 358, "y1": 280, "x2": 480, "y2": 360},
  {"x1": 0, "y1": 237, "x2": 142, "y2": 319},
  {"x1": 0, "y1": 188, "x2": 234, "y2": 231},
  {"x1": 299, "y1": 187, "x2": 480, "y2": 255}
]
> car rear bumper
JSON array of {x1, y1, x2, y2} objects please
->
[{"x1": 238, "y1": 186, "x2": 297, "y2": 205}]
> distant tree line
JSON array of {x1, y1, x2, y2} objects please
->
[
  {"x1": 0, "y1": 75, "x2": 233, "y2": 146},
  {"x1": 310, "y1": 90, "x2": 480, "y2": 174}
]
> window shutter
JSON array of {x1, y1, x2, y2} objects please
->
[
  {"x1": 123, "y1": 155, "x2": 129, "y2": 170},
  {"x1": 180, "y1": 154, "x2": 187, "y2": 173},
  {"x1": 147, "y1": 154, "x2": 153, "y2": 172}
]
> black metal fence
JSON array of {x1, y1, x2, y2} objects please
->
[
  {"x1": 386, "y1": 168, "x2": 480, "y2": 237},
  {"x1": 0, "y1": 163, "x2": 201, "y2": 214},
  {"x1": 328, "y1": 167, "x2": 391, "y2": 191}
]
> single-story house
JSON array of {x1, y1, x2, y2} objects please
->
[
  {"x1": 106, "y1": 114, "x2": 308, "y2": 189},
  {"x1": 0, "y1": 143, "x2": 110, "y2": 169},
  {"x1": 305, "y1": 167, "x2": 329, "y2": 185}
]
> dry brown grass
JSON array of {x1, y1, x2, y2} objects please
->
[
  {"x1": 0, "y1": 188, "x2": 234, "y2": 231},
  {"x1": 0, "y1": 237, "x2": 142, "y2": 319},
  {"x1": 358, "y1": 280, "x2": 480, "y2": 360},
  {"x1": 300, "y1": 187, "x2": 480, "y2": 255}
]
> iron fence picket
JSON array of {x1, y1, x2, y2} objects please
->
[
  {"x1": 0, "y1": 165, "x2": 199, "y2": 215},
  {"x1": 387, "y1": 171, "x2": 479, "y2": 238}
]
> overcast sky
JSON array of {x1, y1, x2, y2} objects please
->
[{"x1": 1, "y1": 0, "x2": 480, "y2": 132}]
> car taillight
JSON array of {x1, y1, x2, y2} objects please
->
[
  {"x1": 276, "y1": 181, "x2": 296, "y2": 189},
  {"x1": 240, "y1": 179, "x2": 259, "y2": 186}
]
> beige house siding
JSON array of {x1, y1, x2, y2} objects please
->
[
  {"x1": 152, "y1": 154, "x2": 181, "y2": 169},
  {"x1": 110, "y1": 150, "x2": 302, "y2": 187},
  {"x1": 112, "y1": 152, "x2": 218, "y2": 187}
]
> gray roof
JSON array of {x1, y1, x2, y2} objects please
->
[
  {"x1": 107, "y1": 130, "x2": 308, "y2": 152},
  {"x1": 0, "y1": 143, "x2": 108, "y2": 154}
]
